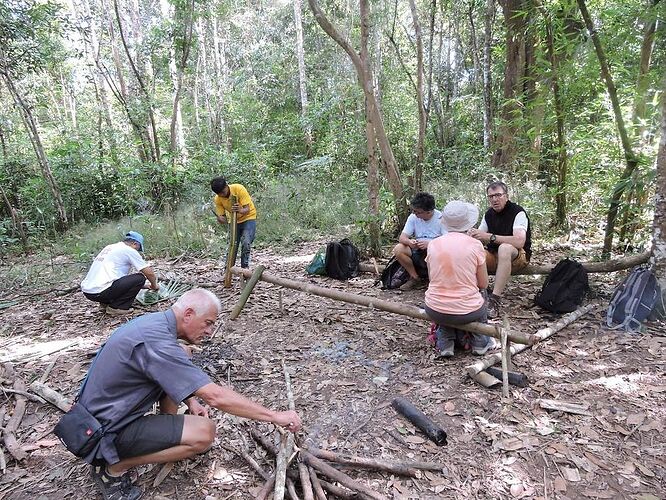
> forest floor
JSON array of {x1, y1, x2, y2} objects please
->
[{"x1": 0, "y1": 240, "x2": 664, "y2": 500}]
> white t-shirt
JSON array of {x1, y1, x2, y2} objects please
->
[
  {"x1": 479, "y1": 211, "x2": 528, "y2": 233},
  {"x1": 81, "y1": 242, "x2": 148, "y2": 294},
  {"x1": 402, "y1": 209, "x2": 446, "y2": 240}
]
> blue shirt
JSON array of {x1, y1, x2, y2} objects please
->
[
  {"x1": 78, "y1": 309, "x2": 211, "y2": 464},
  {"x1": 402, "y1": 210, "x2": 446, "y2": 240}
]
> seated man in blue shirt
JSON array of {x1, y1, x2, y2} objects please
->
[
  {"x1": 62, "y1": 289, "x2": 301, "y2": 500},
  {"x1": 392, "y1": 192, "x2": 446, "y2": 291}
]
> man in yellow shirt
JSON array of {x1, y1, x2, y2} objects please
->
[{"x1": 211, "y1": 176, "x2": 257, "y2": 268}]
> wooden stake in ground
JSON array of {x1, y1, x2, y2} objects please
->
[
  {"x1": 274, "y1": 361, "x2": 296, "y2": 500},
  {"x1": 467, "y1": 303, "x2": 600, "y2": 382},
  {"x1": 229, "y1": 265, "x2": 265, "y2": 319},
  {"x1": 501, "y1": 319, "x2": 510, "y2": 399},
  {"x1": 230, "y1": 267, "x2": 535, "y2": 345},
  {"x1": 223, "y1": 194, "x2": 238, "y2": 288}
]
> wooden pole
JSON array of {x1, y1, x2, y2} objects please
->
[
  {"x1": 223, "y1": 195, "x2": 238, "y2": 288},
  {"x1": 230, "y1": 267, "x2": 535, "y2": 345},
  {"x1": 359, "y1": 251, "x2": 650, "y2": 276},
  {"x1": 274, "y1": 361, "x2": 296, "y2": 500},
  {"x1": 310, "y1": 448, "x2": 446, "y2": 477},
  {"x1": 500, "y1": 320, "x2": 509, "y2": 398},
  {"x1": 467, "y1": 303, "x2": 600, "y2": 381},
  {"x1": 229, "y1": 265, "x2": 265, "y2": 319},
  {"x1": 299, "y1": 462, "x2": 315, "y2": 500}
]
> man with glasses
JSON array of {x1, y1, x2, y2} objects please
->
[
  {"x1": 392, "y1": 192, "x2": 446, "y2": 291},
  {"x1": 468, "y1": 182, "x2": 532, "y2": 317}
]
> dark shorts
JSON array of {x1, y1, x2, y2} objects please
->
[{"x1": 114, "y1": 414, "x2": 185, "y2": 459}]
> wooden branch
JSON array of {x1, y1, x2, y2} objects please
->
[
  {"x1": 3, "y1": 380, "x2": 27, "y2": 461},
  {"x1": 275, "y1": 361, "x2": 297, "y2": 500},
  {"x1": 39, "y1": 356, "x2": 59, "y2": 383},
  {"x1": 286, "y1": 478, "x2": 301, "y2": 500},
  {"x1": 0, "y1": 406, "x2": 6, "y2": 473},
  {"x1": 1, "y1": 387, "x2": 47, "y2": 405},
  {"x1": 224, "y1": 195, "x2": 239, "y2": 288},
  {"x1": 299, "y1": 462, "x2": 314, "y2": 500},
  {"x1": 467, "y1": 303, "x2": 600, "y2": 380},
  {"x1": 391, "y1": 397, "x2": 447, "y2": 446},
  {"x1": 318, "y1": 479, "x2": 358, "y2": 499},
  {"x1": 501, "y1": 319, "x2": 510, "y2": 398},
  {"x1": 229, "y1": 265, "x2": 265, "y2": 319},
  {"x1": 308, "y1": 466, "x2": 327, "y2": 500},
  {"x1": 219, "y1": 443, "x2": 269, "y2": 479},
  {"x1": 231, "y1": 267, "x2": 534, "y2": 345},
  {"x1": 29, "y1": 382, "x2": 71, "y2": 412},
  {"x1": 359, "y1": 251, "x2": 650, "y2": 276},
  {"x1": 310, "y1": 448, "x2": 446, "y2": 477},
  {"x1": 538, "y1": 398, "x2": 592, "y2": 416},
  {"x1": 301, "y1": 450, "x2": 388, "y2": 500}
]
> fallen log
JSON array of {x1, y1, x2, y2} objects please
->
[
  {"x1": 359, "y1": 251, "x2": 650, "y2": 276},
  {"x1": 391, "y1": 397, "x2": 447, "y2": 446},
  {"x1": 466, "y1": 303, "x2": 600, "y2": 382},
  {"x1": 310, "y1": 448, "x2": 446, "y2": 477},
  {"x1": 229, "y1": 265, "x2": 265, "y2": 319},
  {"x1": 231, "y1": 267, "x2": 535, "y2": 345},
  {"x1": 301, "y1": 450, "x2": 387, "y2": 500}
]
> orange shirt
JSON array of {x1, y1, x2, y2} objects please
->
[{"x1": 425, "y1": 232, "x2": 486, "y2": 315}]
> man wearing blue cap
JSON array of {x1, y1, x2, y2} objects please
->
[{"x1": 81, "y1": 232, "x2": 159, "y2": 316}]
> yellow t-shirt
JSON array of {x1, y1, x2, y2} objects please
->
[{"x1": 213, "y1": 184, "x2": 257, "y2": 224}]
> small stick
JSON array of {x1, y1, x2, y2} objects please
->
[
  {"x1": 319, "y1": 479, "x2": 358, "y2": 499},
  {"x1": 29, "y1": 381, "x2": 71, "y2": 412},
  {"x1": 3, "y1": 380, "x2": 28, "y2": 461},
  {"x1": 501, "y1": 320, "x2": 510, "y2": 399},
  {"x1": 286, "y1": 479, "x2": 301, "y2": 500},
  {"x1": 308, "y1": 466, "x2": 327, "y2": 500},
  {"x1": 39, "y1": 355, "x2": 60, "y2": 383},
  {"x1": 219, "y1": 443, "x2": 269, "y2": 479},
  {"x1": 275, "y1": 361, "x2": 297, "y2": 500}
]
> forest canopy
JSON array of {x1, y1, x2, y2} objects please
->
[{"x1": 0, "y1": 0, "x2": 663, "y2": 259}]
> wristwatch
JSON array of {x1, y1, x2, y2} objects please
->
[{"x1": 489, "y1": 234, "x2": 497, "y2": 243}]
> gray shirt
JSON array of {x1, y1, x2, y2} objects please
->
[{"x1": 79, "y1": 309, "x2": 211, "y2": 464}]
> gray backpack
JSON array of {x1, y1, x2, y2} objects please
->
[{"x1": 606, "y1": 266, "x2": 663, "y2": 333}]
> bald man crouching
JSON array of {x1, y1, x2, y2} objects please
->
[{"x1": 55, "y1": 289, "x2": 301, "y2": 500}]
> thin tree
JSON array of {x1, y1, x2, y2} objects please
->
[
  {"x1": 652, "y1": 74, "x2": 666, "y2": 295},
  {"x1": 576, "y1": 0, "x2": 640, "y2": 257},
  {"x1": 294, "y1": 0, "x2": 313, "y2": 154},
  {"x1": 307, "y1": 0, "x2": 408, "y2": 227}
]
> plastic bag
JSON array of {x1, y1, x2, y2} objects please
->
[{"x1": 306, "y1": 249, "x2": 326, "y2": 275}]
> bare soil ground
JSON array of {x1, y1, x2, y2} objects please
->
[{"x1": 0, "y1": 241, "x2": 664, "y2": 500}]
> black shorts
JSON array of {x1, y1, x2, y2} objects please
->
[{"x1": 114, "y1": 414, "x2": 185, "y2": 459}]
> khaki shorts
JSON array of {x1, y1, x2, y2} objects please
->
[{"x1": 485, "y1": 248, "x2": 529, "y2": 274}]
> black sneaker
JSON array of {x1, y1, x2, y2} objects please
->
[
  {"x1": 90, "y1": 464, "x2": 142, "y2": 500},
  {"x1": 487, "y1": 294, "x2": 503, "y2": 319}
]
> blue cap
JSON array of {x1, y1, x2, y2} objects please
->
[{"x1": 126, "y1": 231, "x2": 144, "y2": 252}]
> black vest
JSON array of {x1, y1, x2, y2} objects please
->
[{"x1": 484, "y1": 200, "x2": 532, "y2": 260}]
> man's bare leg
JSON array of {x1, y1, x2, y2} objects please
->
[
  {"x1": 393, "y1": 243, "x2": 418, "y2": 279},
  {"x1": 492, "y1": 243, "x2": 518, "y2": 297}
]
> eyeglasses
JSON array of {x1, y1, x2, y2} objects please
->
[{"x1": 487, "y1": 193, "x2": 505, "y2": 200}]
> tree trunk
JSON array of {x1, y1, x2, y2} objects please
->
[
  {"x1": 652, "y1": 75, "x2": 666, "y2": 295},
  {"x1": 576, "y1": 0, "x2": 640, "y2": 257},
  {"x1": 482, "y1": 0, "x2": 494, "y2": 149},
  {"x1": 491, "y1": 0, "x2": 529, "y2": 169},
  {"x1": 293, "y1": 0, "x2": 313, "y2": 154},
  {"x1": 211, "y1": 15, "x2": 230, "y2": 151},
  {"x1": 409, "y1": 0, "x2": 426, "y2": 193},
  {"x1": 307, "y1": 0, "x2": 408, "y2": 225},
  {"x1": 1, "y1": 72, "x2": 68, "y2": 231}
]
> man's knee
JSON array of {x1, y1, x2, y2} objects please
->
[
  {"x1": 393, "y1": 243, "x2": 410, "y2": 257},
  {"x1": 497, "y1": 243, "x2": 518, "y2": 262},
  {"x1": 182, "y1": 416, "x2": 215, "y2": 453}
]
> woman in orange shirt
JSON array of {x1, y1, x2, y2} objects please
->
[{"x1": 425, "y1": 200, "x2": 496, "y2": 358}]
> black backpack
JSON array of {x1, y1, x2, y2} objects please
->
[
  {"x1": 534, "y1": 258, "x2": 589, "y2": 313},
  {"x1": 377, "y1": 256, "x2": 410, "y2": 289},
  {"x1": 325, "y1": 238, "x2": 360, "y2": 280},
  {"x1": 377, "y1": 252, "x2": 429, "y2": 290},
  {"x1": 606, "y1": 266, "x2": 663, "y2": 332}
]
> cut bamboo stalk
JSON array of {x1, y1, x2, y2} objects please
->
[
  {"x1": 501, "y1": 322, "x2": 509, "y2": 399},
  {"x1": 301, "y1": 450, "x2": 387, "y2": 500},
  {"x1": 467, "y1": 303, "x2": 599, "y2": 380},
  {"x1": 224, "y1": 194, "x2": 238, "y2": 288},
  {"x1": 359, "y1": 251, "x2": 650, "y2": 276},
  {"x1": 310, "y1": 448, "x2": 446, "y2": 477},
  {"x1": 230, "y1": 265, "x2": 265, "y2": 319},
  {"x1": 308, "y1": 466, "x2": 327, "y2": 500},
  {"x1": 299, "y1": 462, "x2": 315, "y2": 500},
  {"x1": 230, "y1": 267, "x2": 535, "y2": 345}
]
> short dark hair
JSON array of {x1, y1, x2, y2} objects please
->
[
  {"x1": 211, "y1": 176, "x2": 228, "y2": 194},
  {"x1": 486, "y1": 181, "x2": 508, "y2": 194},
  {"x1": 410, "y1": 192, "x2": 436, "y2": 211}
]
